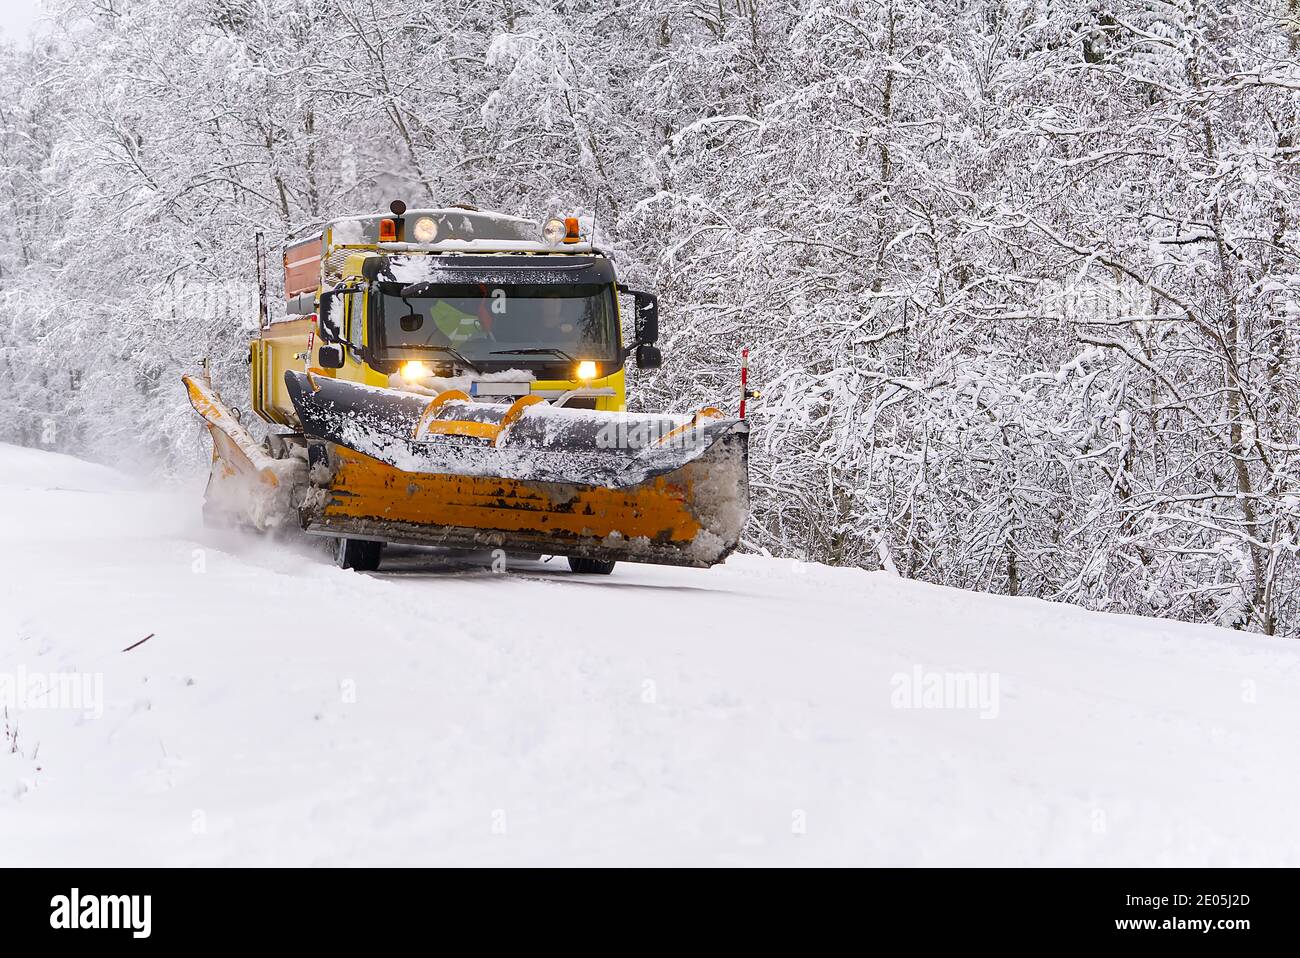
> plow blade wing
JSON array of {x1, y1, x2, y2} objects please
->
[
  {"x1": 183, "y1": 374, "x2": 304, "y2": 530},
  {"x1": 287, "y1": 372, "x2": 750, "y2": 567}
]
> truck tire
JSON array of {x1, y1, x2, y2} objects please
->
[
  {"x1": 335, "y1": 537, "x2": 383, "y2": 571},
  {"x1": 568, "y1": 556, "x2": 615, "y2": 575}
]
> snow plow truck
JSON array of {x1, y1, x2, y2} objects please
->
[{"x1": 183, "y1": 203, "x2": 750, "y2": 573}]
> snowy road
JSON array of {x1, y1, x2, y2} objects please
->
[{"x1": 2, "y1": 443, "x2": 1299, "y2": 866}]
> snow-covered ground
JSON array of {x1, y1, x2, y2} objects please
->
[{"x1": 2, "y1": 442, "x2": 1298, "y2": 866}]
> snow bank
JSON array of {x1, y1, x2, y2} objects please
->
[
  {"x1": 3, "y1": 444, "x2": 1300, "y2": 866},
  {"x1": 0, "y1": 442, "x2": 136, "y2": 493}
]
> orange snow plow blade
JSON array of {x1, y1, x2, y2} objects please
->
[
  {"x1": 182, "y1": 373, "x2": 303, "y2": 530},
  {"x1": 301, "y1": 438, "x2": 747, "y2": 567},
  {"x1": 287, "y1": 373, "x2": 750, "y2": 567}
]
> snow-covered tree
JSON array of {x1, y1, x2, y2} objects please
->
[{"x1": 0, "y1": 0, "x2": 1296, "y2": 633}]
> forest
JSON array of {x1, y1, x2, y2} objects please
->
[{"x1": 1, "y1": 0, "x2": 1298, "y2": 634}]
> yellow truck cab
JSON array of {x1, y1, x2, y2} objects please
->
[{"x1": 249, "y1": 203, "x2": 662, "y2": 432}]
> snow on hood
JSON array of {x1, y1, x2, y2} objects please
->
[{"x1": 387, "y1": 368, "x2": 537, "y2": 396}]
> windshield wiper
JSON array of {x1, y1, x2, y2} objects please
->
[
  {"x1": 422, "y1": 344, "x2": 481, "y2": 373},
  {"x1": 490, "y1": 347, "x2": 577, "y2": 363}
]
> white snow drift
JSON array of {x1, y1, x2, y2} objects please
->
[{"x1": 1, "y1": 442, "x2": 1298, "y2": 866}]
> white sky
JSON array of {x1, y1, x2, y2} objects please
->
[{"x1": 0, "y1": 0, "x2": 44, "y2": 39}]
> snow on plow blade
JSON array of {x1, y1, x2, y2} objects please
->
[
  {"x1": 182, "y1": 373, "x2": 304, "y2": 530},
  {"x1": 286, "y1": 372, "x2": 750, "y2": 567}
]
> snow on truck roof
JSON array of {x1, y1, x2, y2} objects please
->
[
  {"x1": 282, "y1": 207, "x2": 598, "y2": 304},
  {"x1": 327, "y1": 208, "x2": 594, "y2": 255},
  {"x1": 380, "y1": 253, "x2": 616, "y2": 287}
]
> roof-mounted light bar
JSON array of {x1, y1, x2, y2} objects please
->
[{"x1": 541, "y1": 215, "x2": 583, "y2": 245}]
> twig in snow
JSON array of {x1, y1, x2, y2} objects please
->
[{"x1": 122, "y1": 634, "x2": 155, "y2": 653}]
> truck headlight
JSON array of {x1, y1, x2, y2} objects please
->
[
  {"x1": 412, "y1": 216, "x2": 438, "y2": 243},
  {"x1": 401, "y1": 361, "x2": 430, "y2": 381},
  {"x1": 542, "y1": 218, "x2": 567, "y2": 244},
  {"x1": 576, "y1": 361, "x2": 597, "y2": 381}
]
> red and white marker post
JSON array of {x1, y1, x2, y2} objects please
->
[{"x1": 739, "y1": 347, "x2": 760, "y2": 419}]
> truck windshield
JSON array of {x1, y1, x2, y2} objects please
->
[{"x1": 374, "y1": 282, "x2": 618, "y2": 363}]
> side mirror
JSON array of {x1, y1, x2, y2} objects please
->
[
  {"x1": 635, "y1": 343, "x2": 662, "y2": 369},
  {"x1": 317, "y1": 290, "x2": 342, "y2": 343},
  {"x1": 633, "y1": 292, "x2": 659, "y2": 345},
  {"x1": 318, "y1": 344, "x2": 345, "y2": 369},
  {"x1": 400, "y1": 313, "x2": 424, "y2": 332}
]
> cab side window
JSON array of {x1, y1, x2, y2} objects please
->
[{"x1": 345, "y1": 292, "x2": 365, "y2": 350}]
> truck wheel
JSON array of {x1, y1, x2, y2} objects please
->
[
  {"x1": 335, "y1": 537, "x2": 383, "y2": 571},
  {"x1": 568, "y1": 557, "x2": 615, "y2": 575}
]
